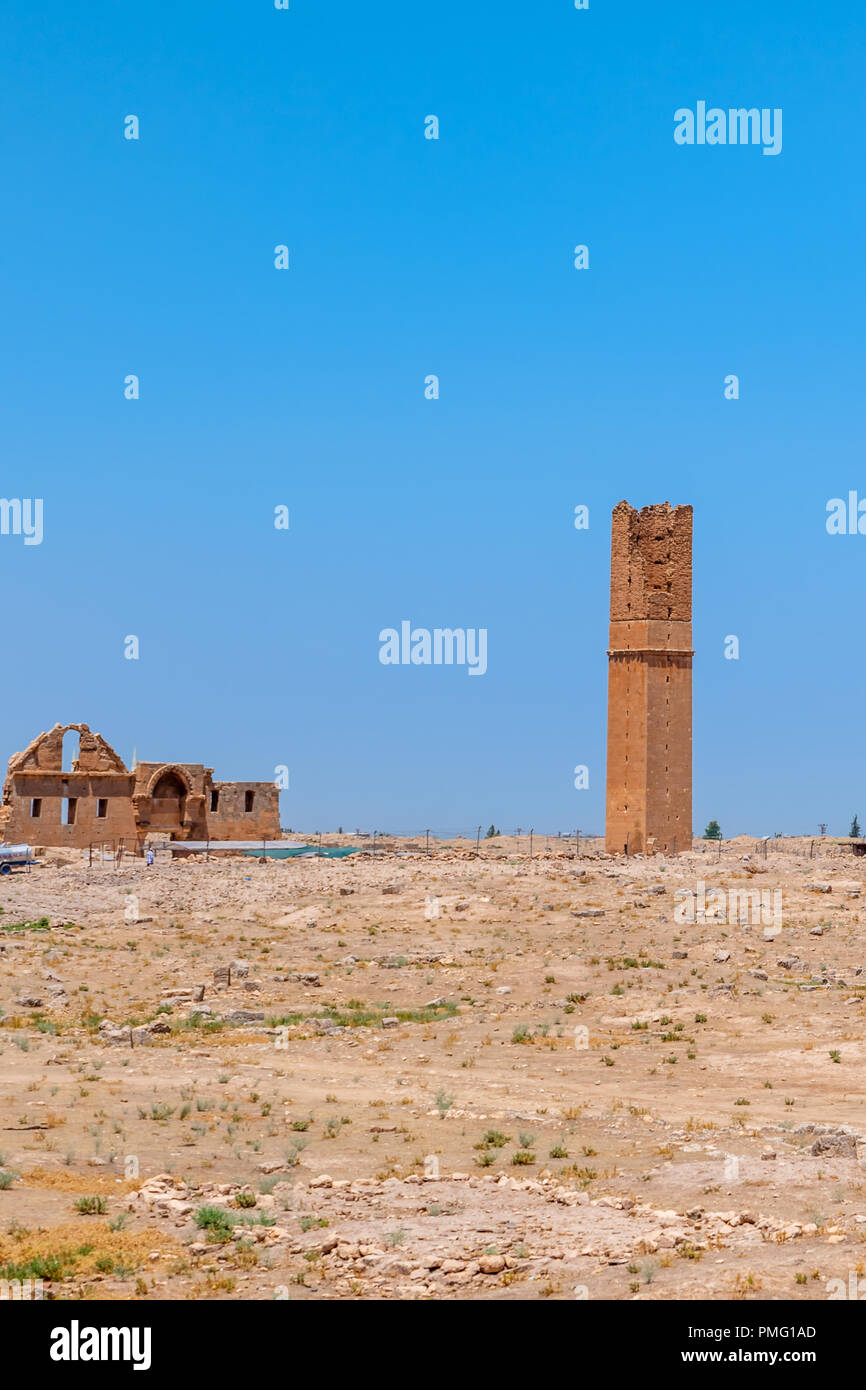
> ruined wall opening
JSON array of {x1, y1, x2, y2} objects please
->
[
  {"x1": 61, "y1": 730, "x2": 80, "y2": 772},
  {"x1": 62, "y1": 798, "x2": 77, "y2": 826},
  {"x1": 244, "y1": 790, "x2": 254, "y2": 813}
]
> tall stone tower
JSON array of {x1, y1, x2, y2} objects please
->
[{"x1": 605, "y1": 501, "x2": 692, "y2": 855}]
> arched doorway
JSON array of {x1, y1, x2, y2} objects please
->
[{"x1": 149, "y1": 770, "x2": 187, "y2": 837}]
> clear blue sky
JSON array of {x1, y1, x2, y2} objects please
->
[{"x1": 2, "y1": 0, "x2": 864, "y2": 837}]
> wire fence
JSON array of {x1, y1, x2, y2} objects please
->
[{"x1": 77, "y1": 830, "x2": 857, "y2": 867}]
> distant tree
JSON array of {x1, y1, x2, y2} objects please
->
[
  {"x1": 850, "y1": 815, "x2": 862, "y2": 839},
  {"x1": 485, "y1": 824, "x2": 500, "y2": 839},
  {"x1": 704, "y1": 820, "x2": 722, "y2": 841}
]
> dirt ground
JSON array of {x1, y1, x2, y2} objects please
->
[{"x1": 1, "y1": 834, "x2": 865, "y2": 1302}]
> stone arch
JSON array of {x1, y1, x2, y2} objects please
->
[
  {"x1": 145, "y1": 764, "x2": 193, "y2": 838},
  {"x1": 144, "y1": 764, "x2": 194, "y2": 800}
]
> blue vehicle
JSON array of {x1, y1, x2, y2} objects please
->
[{"x1": 0, "y1": 843, "x2": 35, "y2": 875}]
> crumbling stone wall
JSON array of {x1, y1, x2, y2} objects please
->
[
  {"x1": 4, "y1": 723, "x2": 128, "y2": 778},
  {"x1": 205, "y1": 782, "x2": 280, "y2": 841},
  {"x1": 605, "y1": 502, "x2": 693, "y2": 855},
  {"x1": 2, "y1": 725, "x2": 138, "y2": 848},
  {"x1": 1, "y1": 724, "x2": 281, "y2": 849}
]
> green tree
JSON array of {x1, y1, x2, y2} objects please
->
[
  {"x1": 485, "y1": 824, "x2": 500, "y2": 839},
  {"x1": 850, "y1": 815, "x2": 862, "y2": 839},
  {"x1": 704, "y1": 820, "x2": 722, "y2": 841}
]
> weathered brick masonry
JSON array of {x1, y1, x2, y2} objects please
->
[
  {"x1": 0, "y1": 723, "x2": 280, "y2": 849},
  {"x1": 605, "y1": 501, "x2": 692, "y2": 855}
]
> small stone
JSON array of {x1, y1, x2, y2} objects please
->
[{"x1": 101, "y1": 1026, "x2": 132, "y2": 1046}]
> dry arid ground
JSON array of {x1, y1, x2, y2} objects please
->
[{"x1": 1, "y1": 834, "x2": 865, "y2": 1302}]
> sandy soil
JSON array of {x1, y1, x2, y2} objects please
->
[{"x1": 1, "y1": 835, "x2": 865, "y2": 1301}]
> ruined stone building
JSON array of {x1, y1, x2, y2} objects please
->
[
  {"x1": 0, "y1": 724, "x2": 280, "y2": 849},
  {"x1": 605, "y1": 501, "x2": 692, "y2": 855}
]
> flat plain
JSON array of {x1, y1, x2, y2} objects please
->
[{"x1": 1, "y1": 835, "x2": 864, "y2": 1301}]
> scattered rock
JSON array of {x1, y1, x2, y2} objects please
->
[{"x1": 811, "y1": 1134, "x2": 857, "y2": 1159}]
